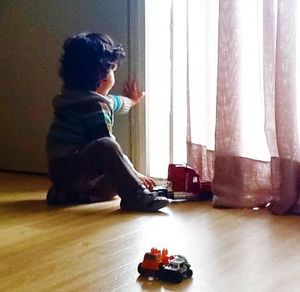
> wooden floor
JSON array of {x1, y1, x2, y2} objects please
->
[{"x1": 1, "y1": 172, "x2": 300, "y2": 292}]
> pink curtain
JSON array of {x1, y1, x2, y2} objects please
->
[
  {"x1": 267, "y1": 0, "x2": 300, "y2": 214},
  {"x1": 187, "y1": 0, "x2": 300, "y2": 215}
]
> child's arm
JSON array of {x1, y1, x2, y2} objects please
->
[
  {"x1": 110, "y1": 81, "x2": 155, "y2": 188},
  {"x1": 109, "y1": 80, "x2": 145, "y2": 114},
  {"x1": 109, "y1": 94, "x2": 132, "y2": 114},
  {"x1": 122, "y1": 154, "x2": 155, "y2": 189}
]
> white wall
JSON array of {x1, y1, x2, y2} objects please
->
[{"x1": 0, "y1": 0, "x2": 132, "y2": 173}]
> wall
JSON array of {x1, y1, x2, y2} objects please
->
[{"x1": 0, "y1": 0, "x2": 131, "y2": 173}]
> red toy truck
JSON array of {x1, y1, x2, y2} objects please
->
[
  {"x1": 138, "y1": 248, "x2": 193, "y2": 283},
  {"x1": 154, "y1": 164, "x2": 213, "y2": 200},
  {"x1": 137, "y1": 248, "x2": 169, "y2": 278}
]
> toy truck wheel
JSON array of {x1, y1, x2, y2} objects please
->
[
  {"x1": 158, "y1": 269, "x2": 166, "y2": 281},
  {"x1": 138, "y1": 263, "x2": 158, "y2": 278},
  {"x1": 162, "y1": 271, "x2": 182, "y2": 283},
  {"x1": 172, "y1": 272, "x2": 183, "y2": 283},
  {"x1": 138, "y1": 263, "x2": 143, "y2": 274},
  {"x1": 186, "y1": 269, "x2": 193, "y2": 278}
]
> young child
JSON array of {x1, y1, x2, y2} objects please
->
[{"x1": 46, "y1": 32, "x2": 169, "y2": 212}]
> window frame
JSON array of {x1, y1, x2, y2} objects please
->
[{"x1": 128, "y1": 0, "x2": 148, "y2": 175}]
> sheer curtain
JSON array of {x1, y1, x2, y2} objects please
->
[{"x1": 187, "y1": 0, "x2": 300, "y2": 214}]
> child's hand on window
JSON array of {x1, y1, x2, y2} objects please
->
[{"x1": 123, "y1": 80, "x2": 145, "y2": 106}]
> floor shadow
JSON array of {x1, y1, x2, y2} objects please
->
[
  {"x1": 0, "y1": 199, "x2": 60, "y2": 215},
  {"x1": 0, "y1": 172, "x2": 50, "y2": 193},
  {"x1": 136, "y1": 275, "x2": 193, "y2": 291},
  {"x1": 0, "y1": 199, "x2": 170, "y2": 218}
]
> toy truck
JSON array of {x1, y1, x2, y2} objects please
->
[
  {"x1": 154, "y1": 164, "x2": 213, "y2": 200},
  {"x1": 159, "y1": 255, "x2": 193, "y2": 283},
  {"x1": 137, "y1": 248, "x2": 169, "y2": 279},
  {"x1": 138, "y1": 248, "x2": 193, "y2": 283}
]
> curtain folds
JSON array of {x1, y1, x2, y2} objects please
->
[{"x1": 187, "y1": 0, "x2": 300, "y2": 214}]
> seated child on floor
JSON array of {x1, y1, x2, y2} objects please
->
[{"x1": 46, "y1": 32, "x2": 169, "y2": 212}]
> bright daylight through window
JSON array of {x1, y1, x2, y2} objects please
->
[
  {"x1": 146, "y1": 0, "x2": 300, "y2": 179},
  {"x1": 146, "y1": 0, "x2": 218, "y2": 178}
]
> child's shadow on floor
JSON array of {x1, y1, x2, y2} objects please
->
[
  {"x1": 0, "y1": 199, "x2": 61, "y2": 216},
  {"x1": 0, "y1": 199, "x2": 111, "y2": 213},
  {"x1": 0, "y1": 199, "x2": 169, "y2": 219}
]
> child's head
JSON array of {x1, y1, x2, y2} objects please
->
[{"x1": 59, "y1": 32, "x2": 125, "y2": 91}]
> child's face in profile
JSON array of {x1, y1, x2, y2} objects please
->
[{"x1": 97, "y1": 64, "x2": 118, "y2": 95}]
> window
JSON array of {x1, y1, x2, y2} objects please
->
[
  {"x1": 146, "y1": 0, "x2": 219, "y2": 178},
  {"x1": 145, "y1": 0, "x2": 272, "y2": 179}
]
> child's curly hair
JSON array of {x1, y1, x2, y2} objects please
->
[{"x1": 60, "y1": 32, "x2": 126, "y2": 91}]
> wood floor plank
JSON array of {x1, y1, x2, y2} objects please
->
[{"x1": 0, "y1": 172, "x2": 300, "y2": 292}]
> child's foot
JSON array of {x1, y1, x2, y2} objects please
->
[{"x1": 120, "y1": 188, "x2": 170, "y2": 212}]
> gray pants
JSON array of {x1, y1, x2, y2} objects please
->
[{"x1": 48, "y1": 137, "x2": 142, "y2": 203}]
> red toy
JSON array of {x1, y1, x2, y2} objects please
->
[
  {"x1": 137, "y1": 248, "x2": 193, "y2": 283},
  {"x1": 137, "y1": 248, "x2": 169, "y2": 279},
  {"x1": 168, "y1": 164, "x2": 212, "y2": 195},
  {"x1": 154, "y1": 164, "x2": 213, "y2": 200}
]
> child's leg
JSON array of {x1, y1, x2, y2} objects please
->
[
  {"x1": 48, "y1": 137, "x2": 142, "y2": 203},
  {"x1": 71, "y1": 137, "x2": 142, "y2": 197},
  {"x1": 79, "y1": 175, "x2": 118, "y2": 202},
  {"x1": 48, "y1": 137, "x2": 169, "y2": 211}
]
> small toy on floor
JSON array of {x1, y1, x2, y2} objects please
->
[
  {"x1": 137, "y1": 248, "x2": 193, "y2": 283},
  {"x1": 153, "y1": 163, "x2": 213, "y2": 201}
]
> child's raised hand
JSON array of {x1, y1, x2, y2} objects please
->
[{"x1": 123, "y1": 80, "x2": 145, "y2": 106}]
